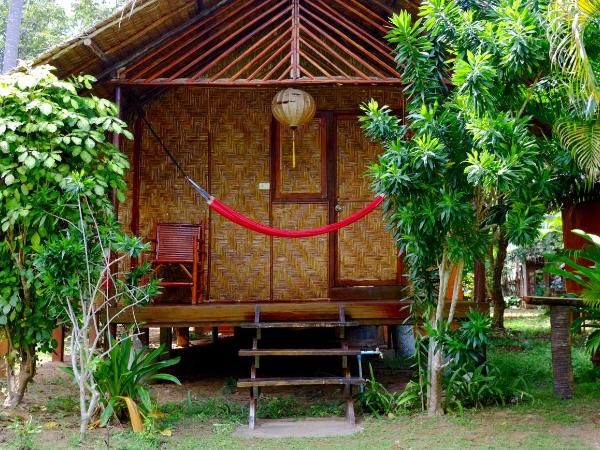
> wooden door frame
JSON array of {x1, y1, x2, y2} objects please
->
[{"x1": 328, "y1": 112, "x2": 403, "y2": 298}]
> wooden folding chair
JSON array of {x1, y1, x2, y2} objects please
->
[{"x1": 149, "y1": 223, "x2": 205, "y2": 304}]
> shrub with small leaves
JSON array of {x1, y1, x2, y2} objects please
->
[{"x1": 0, "y1": 65, "x2": 131, "y2": 407}]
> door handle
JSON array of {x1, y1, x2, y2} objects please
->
[{"x1": 335, "y1": 204, "x2": 343, "y2": 212}]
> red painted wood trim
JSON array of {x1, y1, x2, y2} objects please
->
[{"x1": 110, "y1": 78, "x2": 403, "y2": 87}]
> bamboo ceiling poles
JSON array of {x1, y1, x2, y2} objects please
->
[
  {"x1": 112, "y1": 0, "x2": 402, "y2": 87},
  {"x1": 290, "y1": 0, "x2": 300, "y2": 80}
]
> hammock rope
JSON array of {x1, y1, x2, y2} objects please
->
[{"x1": 139, "y1": 114, "x2": 385, "y2": 239}]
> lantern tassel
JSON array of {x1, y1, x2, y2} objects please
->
[{"x1": 292, "y1": 128, "x2": 296, "y2": 169}]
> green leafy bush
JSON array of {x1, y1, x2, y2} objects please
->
[
  {"x1": 95, "y1": 337, "x2": 181, "y2": 427},
  {"x1": 0, "y1": 65, "x2": 132, "y2": 406},
  {"x1": 505, "y1": 295, "x2": 522, "y2": 308},
  {"x1": 441, "y1": 311, "x2": 531, "y2": 411},
  {"x1": 359, "y1": 365, "x2": 412, "y2": 417}
]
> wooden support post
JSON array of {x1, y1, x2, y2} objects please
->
[
  {"x1": 140, "y1": 328, "x2": 150, "y2": 347},
  {"x1": 176, "y1": 327, "x2": 190, "y2": 347},
  {"x1": 111, "y1": 86, "x2": 122, "y2": 218},
  {"x1": 474, "y1": 260, "x2": 486, "y2": 303},
  {"x1": 390, "y1": 325, "x2": 399, "y2": 357},
  {"x1": 249, "y1": 387, "x2": 256, "y2": 430},
  {"x1": 550, "y1": 305, "x2": 573, "y2": 399},
  {"x1": 159, "y1": 327, "x2": 173, "y2": 358},
  {"x1": 52, "y1": 326, "x2": 65, "y2": 362},
  {"x1": 130, "y1": 113, "x2": 143, "y2": 267},
  {"x1": 108, "y1": 324, "x2": 118, "y2": 344}
]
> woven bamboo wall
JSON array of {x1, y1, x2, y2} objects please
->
[
  {"x1": 208, "y1": 89, "x2": 271, "y2": 301},
  {"x1": 273, "y1": 203, "x2": 329, "y2": 299},
  {"x1": 280, "y1": 117, "x2": 323, "y2": 195},
  {"x1": 120, "y1": 86, "x2": 403, "y2": 302}
]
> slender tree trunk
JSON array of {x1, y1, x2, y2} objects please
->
[
  {"x1": 3, "y1": 345, "x2": 35, "y2": 407},
  {"x1": 2, "y1": 0, "x2": 25, "y2": 73},
  {"x1": 427, "y1": 252, "x2": 451, "y2": 417},
  {"x1": 492, "y1": 231, "x2": 508, "y2": 329}
]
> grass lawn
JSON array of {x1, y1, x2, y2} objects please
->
[{"x1": 2, "y1": 308, "x2": 600, "y2": 449}]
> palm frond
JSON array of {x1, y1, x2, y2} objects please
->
[
  {"x1": 554, "y1": 118, "x2": 600, "y2": 178},
  {"x1": 548, "y1": 0, "x2": 600, "y2": 115}
]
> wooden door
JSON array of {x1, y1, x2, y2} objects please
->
[{"x1": 332, "y1": 114, "x2": 400, "y2": 292}]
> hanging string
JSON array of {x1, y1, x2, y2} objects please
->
[{"x1": 292, "y1": 128, "x2": 296, "y2": 168}]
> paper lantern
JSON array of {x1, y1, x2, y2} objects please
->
[{"x1": 272, "y1": 89, "x2": 316, "y2": 168}]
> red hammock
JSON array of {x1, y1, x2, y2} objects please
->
[
  {"x1": 208, "y1": 194, "x2": 385, "y2": 238},
  {"x1": 138, "y1": 114, "x2": 385, "y2": 239}
]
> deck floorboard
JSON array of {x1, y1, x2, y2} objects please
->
[{"x1": 106, "y1": 300, "x2": 488, "y2": 327}]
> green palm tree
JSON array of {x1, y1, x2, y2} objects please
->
[{"x1": 548, "y1": 0, "x2": 600, "y2": 179}]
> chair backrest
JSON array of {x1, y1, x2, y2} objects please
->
[{"x1": 155, "y1": 223, "x2": 202, "y2": 262}]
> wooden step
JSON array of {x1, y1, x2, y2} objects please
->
[
  {"x1": 240, "y1": 321, "x2": 359, "y2": 329},
  {"x1": 239, "y1": 348, "x2": 361, "y2": 357},
  {"x1": 237, "y1": 376, "x2": 364, "y2": 388}
]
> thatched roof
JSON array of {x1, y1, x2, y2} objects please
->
[
  {"x1": 33, "y1": 0, "x2": 412, "y2": 86},
  {"x1": 33, "y1": 0, "x2": 217, "y2": 80}
]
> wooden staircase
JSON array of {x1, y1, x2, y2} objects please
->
[{"x1": 237, "y1": 305, "x2": 364, "y2": 429}]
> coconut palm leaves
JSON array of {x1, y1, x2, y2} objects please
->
[
  {"x1": 546, "y1": 229, "x2": 600, "y2": 307},
  {"x1": 548, "y1": 0, "x2": 600, "y2": 115},
  {"x1": 548, "y1": 0, "x2": 600, "y2": 178},
  {"x1": 555, "y1": 119, "x2": 600, "y2": 178}
]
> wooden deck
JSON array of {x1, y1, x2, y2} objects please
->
[{"x1": 107, "y1": 300, "x2": 488, "y2": 327}]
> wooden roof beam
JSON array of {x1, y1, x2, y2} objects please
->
[
  {"x1": 343, "y1": 0, "x2": 390, "y2": 32},
  {"x1": 95, "y1": 0, "x2": 234, "y2": 82},
  {"x1": 299, "y1": 49, "x2": 334, "y2": 78},
  {"x1": 299, "y1": 36, "x2": 351, "y2": 79},
  {"x1": 111, "y1": 77, "x2": 403, "y2": 86},
  {"x1": 300, "y1": 6, "x2": 389, "y2": 78},
  {"x1": 299, "y1": 23, "x2": 370, "y2": 80},
  {"x1": 83, "y1": 37, "x2": 111, "y2": 63},
  {"x1": 299, "y1": 65, "x2": 316, "y2": 80},
  {"x1": 222, "y1": 26, "x2": 290, "y2": 82},
  {"x1": 313, "y1": 0, "x2": 396, "y2": 62},
  {"x1": 209, "y1": 20, "x2": 289, "y2": 81},
  {"x1": 262, "y1": 51, "x2": 293, "y2": 81},
  {"x1": 151, "y1": 0, "x2": 285, "y2": 82},
  {"x1": 368, "y1": 0, "x2": 396, "y2": 16},
  {"x1": 246, "y1": 41, "x2": 290, "y2": 81},
  {"x1": 189, "y1": 3, "x2": 291, "y2": 81},
  {"x1": 132, "y1": 0, "x2": 251, "y2": 78},
  {"x1": 291, "y1": 0, "x2": 300, "y2": 79}
]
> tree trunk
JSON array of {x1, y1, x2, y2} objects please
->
[
  {"x1": 492, "y1": 231, "x2": 508, "y2": 329},
  {"x1": 3, "y1": 345, "x2": 35, "y2": 407},
  {"x1": 427, "y1": 252, "x2": 451, "y2": 417},
  {"x1": 427, "y1": 346, "x2": 444, "y2": 416},
  {"x1": 474, "y1": 260, "x2": 487, "y2": 303},
  {"x1": 550, "y1": 305, "x2": 573, "y2": 399},
  {"x1": 2, "y1": 0, "x2": 25, "y2": 73}
]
